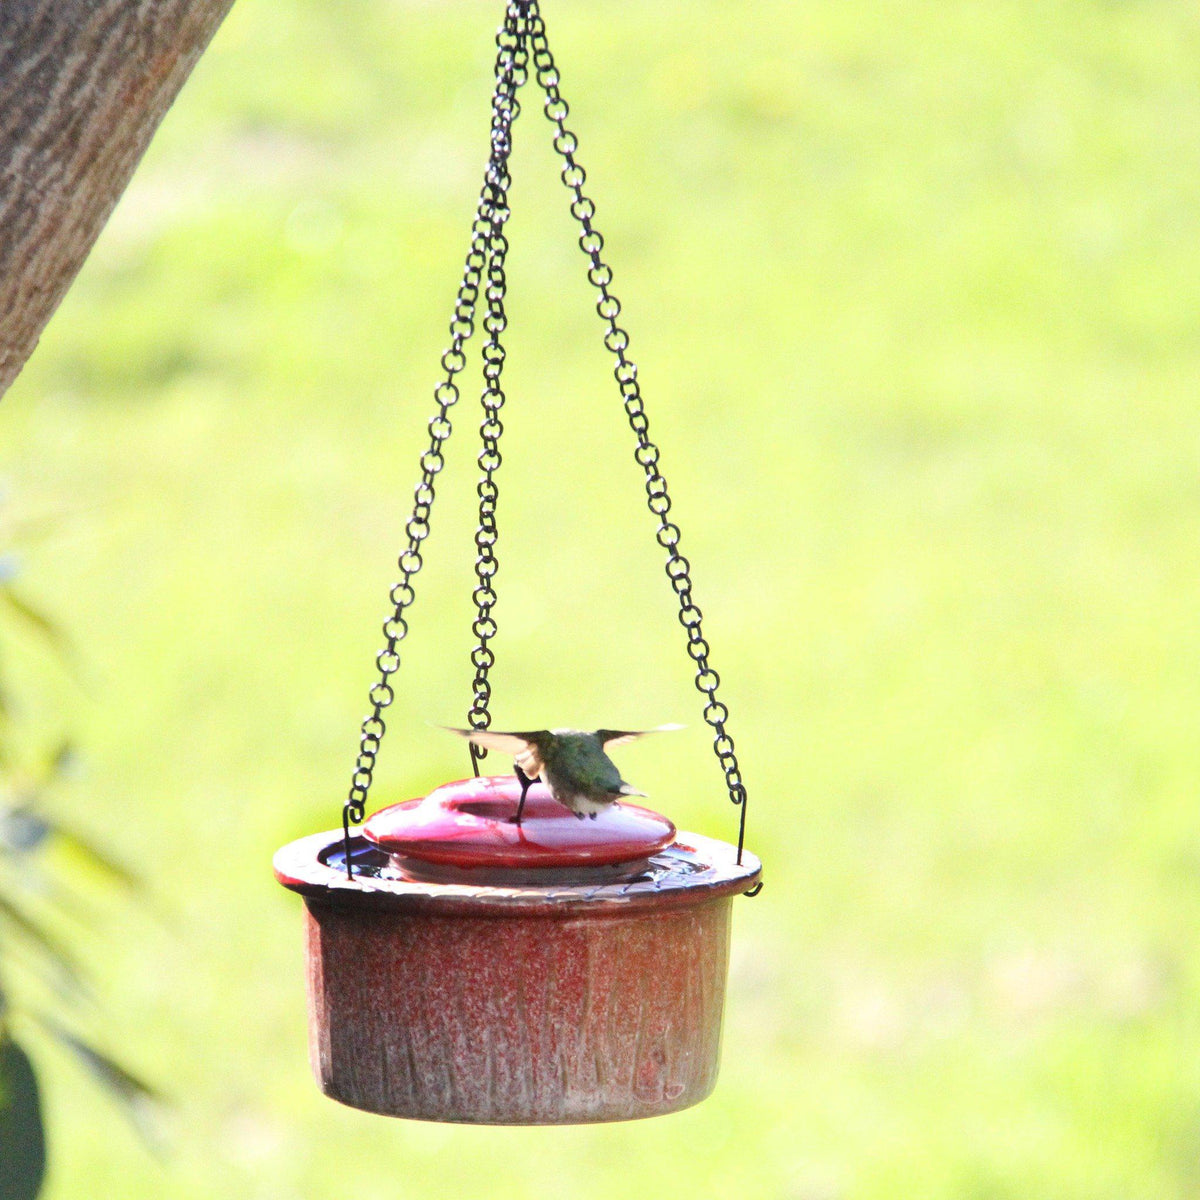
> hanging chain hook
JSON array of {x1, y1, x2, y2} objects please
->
[{"x1": 340, "y1": 2, "x2": 529, "y2": 875}]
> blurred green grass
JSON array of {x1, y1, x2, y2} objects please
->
[{"x1": 4, "y1": 0, "x2": 1200, "y2": 1195}]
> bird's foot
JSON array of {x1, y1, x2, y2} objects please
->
[
  {"x1": 512, "y1": 764, "x2": 533, "y2": 826},
  {"x1": 589, "y1": 812, "x2": 598, "y2": 820}
]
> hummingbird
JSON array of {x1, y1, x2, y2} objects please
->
[{"x1": 445, "y1": 726, "x2": 682, "y2": 824}]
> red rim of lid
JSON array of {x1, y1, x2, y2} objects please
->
[{"x1": 362, "y1": 775, "x2": 677, "y2": 870}]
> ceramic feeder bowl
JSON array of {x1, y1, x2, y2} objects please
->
[{"x1": 274, "y1": 774, "x2": 761, "y2": 1124}]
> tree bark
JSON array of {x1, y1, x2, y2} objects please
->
[{"x1": 0, "y1": 0, "x2": 236, "y2": 398}]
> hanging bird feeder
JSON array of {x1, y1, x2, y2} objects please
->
[{"x1": 274, "y1": 0, "x2": 761, "y2": 1125}]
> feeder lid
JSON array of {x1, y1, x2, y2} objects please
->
[{"x1": 362, "y1": 775, "x2": 676, "y2": 870}]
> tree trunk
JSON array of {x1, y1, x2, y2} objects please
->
[{"x1": 0, "y1": 0, "x2": 236, "y2": 398}]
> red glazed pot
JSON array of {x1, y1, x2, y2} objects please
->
[{"x1": 274, "y1": 776, "x2": 761, "y2": 1124}]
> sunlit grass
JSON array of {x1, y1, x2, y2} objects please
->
[{"x1": 4, "y1": 0, "x2": 1200, "y2": 1196}]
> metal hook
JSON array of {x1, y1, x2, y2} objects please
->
[
  {"x1": 342, "y1": 805, "x2": 355, "y2": 880},
  {"x1": 512, "y1": 764, "x2": 533, "y2": 825}
]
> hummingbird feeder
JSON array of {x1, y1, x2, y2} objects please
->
[{"x1": 274, "y1": 0, "x2": 761, "y2": 1125}]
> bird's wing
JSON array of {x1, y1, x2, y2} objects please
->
[
  {"x1": 595, "y1": 724, "x2": 684, "y2": 748},
  {"x1": 442, "y1": 727, "x2": 546, "y2": 777},
  {"x1": 444, "y1": 727, "x2": 538, "y2": 753}
]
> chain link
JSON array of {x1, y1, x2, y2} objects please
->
[
  {"x1": 342, "y1": 2, "x2": 527, "y2": 873},
  {"x1": 341, "y1": 0, "x2": 754, "y2": 879},
  {"x1": 525, "y1": 0, "x2": 752, "y2": 866},
  {"x1": 466, "y1": 21, "x2": 528, "y2": 770}
]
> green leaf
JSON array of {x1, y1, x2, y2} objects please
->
[
  {"x1": 0, "y1": 892, "x2": 86, "y2": 996},
  {"x1": 38, "y1": 1020, "x2": 165, "y2": 1153},
  {"x1": 0, "y1": 1035, "x2": 46, "y2": 1200},
  {"x1": 44, "y1": 743, "x2": 77, "y2": 781},
  {"x1": 46, "y1": 824, "x2": 140, "y2": 891},
  {"x1": 0, "y1": 809, "x2": 51, "y2": 855},
  {"x1": 4, "y1": 511, "x2": 72, "y2": 550},
  {"x1": 0, "y1": 800, "x2": 139, "y2": 890},
  {"x1": 0, "y1": 589, "x2": 69, "y2": 656}
]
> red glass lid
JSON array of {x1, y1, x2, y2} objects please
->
[{"x1": 362, "y1": 774, "x2": 677, "y2": 870}]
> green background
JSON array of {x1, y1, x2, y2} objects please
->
[{"x1": 4, "y1": 0, "x2": 1200, "y2": 1195}]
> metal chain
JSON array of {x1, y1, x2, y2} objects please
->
[
  {"x1": 340, "y1": 0, "x2": 756, "y2": 885},
  {"x1": 466, "y1": 25, "x2": 528, "y2": 772},
  {"x1": 342, "y1": 3, "x2": 527, "y2": 874},
  {"x1": 524, "y1": 0, "x2": 755, "y2": 872}
]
